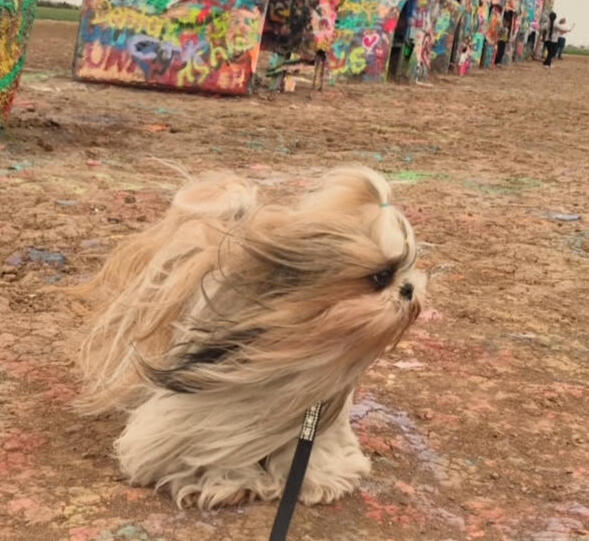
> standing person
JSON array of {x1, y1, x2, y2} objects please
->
[
  {"x1": 543, "y1": 12, "x2": 558, "y2": 68},
  {"x1": 496, "y1": 20, "x2": 510, "y2": 65},
  {"x1": 556, "y1": 18, "x2": 574, "y2": 59},
  {"x1": 541, "y1": 29, "x2": 547, "y2": 60},
  {"x1": 544, "y1": 13, "x2": 575, "y2": 68}
]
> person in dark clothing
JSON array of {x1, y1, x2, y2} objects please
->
[
  {"x1": 557, "y1": 36, "x2": 566, "y2": 58},
  {"x1": 541, "y1": 29, "x2": 547, "y2": 58},
  {"x1": 543, "y1": 12, "x2": 558, "y2": 68},
  {"x1": 544, "y1": 14, "x2": 575, "y2": 67},
  {"x1": 495, "y1": 20, "x2": 510, "y2": 65}
]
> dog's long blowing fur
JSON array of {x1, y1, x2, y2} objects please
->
[{"x1": 77, "y1": 167, "x2": 425, "y2": 509}]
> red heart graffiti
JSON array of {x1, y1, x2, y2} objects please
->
[{"x1": 363, "y1": 35, "x2": 379, "y2": 49}]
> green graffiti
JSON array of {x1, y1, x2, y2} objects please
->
[
  {"x1": 1, "y1": 0, "x2": 36, "y2": 121},
  {"x1": 0, "y1": 0, "x2": 16, "y2": 13},
  {"x1": 17, "y1": 0, "x2": 36, "y2": 42},
  {"x1": 0, "y1": 56, "x2": 25, "y2": 92},
  {"x1": 144, "y1": 0, "x2": 175, "y2": 15}
]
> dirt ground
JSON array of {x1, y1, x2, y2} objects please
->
[{"x1": 1, "y1": 20, "x2": 589, "y2": 541}]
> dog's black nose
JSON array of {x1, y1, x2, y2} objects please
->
[{"x1": 400, "y1": 283, "x2": 414, "y2": 300}]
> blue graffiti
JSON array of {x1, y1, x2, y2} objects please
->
[{"x1": 79, "y1": 13, "x2": 132, "y2": 51}]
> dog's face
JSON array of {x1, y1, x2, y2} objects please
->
[
  {"x1": 153, "y1": 167, "x2": 425, "y2": 397},
  {"x1": 240, "y1": 168, "x2": 424, "y2": 365}
]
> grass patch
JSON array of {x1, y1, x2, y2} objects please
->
[
  {"x1": 564, "y1": 46, "x2": 589, "y2": 57},
  {"x1": 36, "y1": 6, "x2": 81, "y2": 22}
]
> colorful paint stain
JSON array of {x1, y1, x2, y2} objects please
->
[
  {"x1": 430, "y1": 0, "x2": 464, "y2": 74},
  {"x1": 73, "y1": 0, "x2": 269, "y2": 95},
  {"x1": 327, "y1": 0, "x2": 406, "y2": 82},
  {"x1": 0, "y1": 0, "x2": 35, "y2": 125}
]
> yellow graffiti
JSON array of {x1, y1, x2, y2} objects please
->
[
  {"x1": 0, "y1": 19, "x2": 19, "y2": 77},
  {"x1": 92, "y1": 7, "x2": 170, "y2": 38},
  {"x1": 349, "y1": 47, "x2": 367, "y2": 74},
  {"x1": 339, "y1": 0, "x2": 378, "y2": 19},
  {"x1": 210, "y1": 46, "x2": 228, "y2": 68},
  {"x1": 177, "y1": 59, "x2": 211, "y2": 86},
  {"x1": 209, "y1": 11, "x2": 230, "y2": 40}
]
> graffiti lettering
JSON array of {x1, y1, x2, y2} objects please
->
[
  {"x1": 349, "y1": 46, "x2": 367, "y2": 73},
  {"x1": 75, "y1": 0, "x2": 266, "y2": 95},
  {"x1": 328, "y1": 0, "x2": 402, "y2": 82}
]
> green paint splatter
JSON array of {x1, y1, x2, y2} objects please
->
[{"x1": 384, "y1": 170, "x2": 449, "y2": 184}]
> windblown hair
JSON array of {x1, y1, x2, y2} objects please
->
[
  {"x1": 548, "y1": 11, "x2": 557, "y2": 41},
  {"x1": 76, "y1": 166, "x2": 425, "y2": 509}
]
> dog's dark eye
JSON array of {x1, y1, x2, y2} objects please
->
[{"x1": 370, "y1": 267, "x2": 395, "y2": 291}]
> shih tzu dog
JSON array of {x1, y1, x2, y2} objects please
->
[{"x1": 77, "y1": 166, "x2": 425, "y2": 509}]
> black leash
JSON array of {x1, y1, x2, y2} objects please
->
[{"x1": 269, "y1": 402, "x2": 323, "y2": 541}]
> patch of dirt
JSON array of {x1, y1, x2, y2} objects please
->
[{"x1": 1, "y1": 20, "x2": 588, "y2": 541}]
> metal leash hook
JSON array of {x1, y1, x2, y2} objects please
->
[{"x1": 269, "y1": 402, "x2": 323, "y2": 541}]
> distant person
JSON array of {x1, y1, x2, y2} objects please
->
[
  {"x1": 527, "y1": 30, "x2": 536, "y2": 57},
  {"x1": 543, "y1": 12, "x2": 559, "y2": 68},
  {"x1": 556, "y1": 18, "x2": 575, "y2": 59},
  {"x1": 495, "y1": 20, "x2": 510, "y2": 65}
]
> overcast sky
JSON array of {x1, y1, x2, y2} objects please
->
[{"x1": 555, "y1": 0, "x2": 589, "y2": 46}]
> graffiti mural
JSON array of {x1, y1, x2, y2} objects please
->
[
  {"x1": 327, "y1": 0, "x2": 406, "y2": 82},
  {"x1": 430, "y1": 0, "x2": 464, "y2": 74},
  {"x1": 451, "y1": 0, "x2": 477, "y2": 75},
  {"x1": 74, "y1": 0, "x2": 269, "y2": 95},
  {"x1": 513, "y1": 0, "x2": 534, "y2": 61},
  {"x1": 501, "y1": 0, "x2": 519, "y2": 64},
  {"x1": 261, "y1": 0, "x2": 338, "y2": 91},
  {"x1": 471, "y1": 0, "x2": 489, "y2": 66},
  {"x1": 481, "y1": 0, "x2": 503, "y2": 68},
  {"x1": 533, "y1": 0, "x2": 551, "y2": 59},
  {"x1": 263, "y1": 0, "x2": 338, "y2": 56},
  {"x1": 404, "y1": 0, "x2": 435, "y2": 82},
  {"x1": 0, "y1": 0, "x2": 35, "y2": 124}
]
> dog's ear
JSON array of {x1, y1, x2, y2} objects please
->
[{"x1": 137, "y1": 328, "x2": 264, "y2": 393}]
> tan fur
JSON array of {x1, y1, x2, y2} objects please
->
[{"x1": 75, "y1": 166, "x2": 425, "y2": 508}]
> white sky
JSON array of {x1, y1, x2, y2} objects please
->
[{"x1": 554, "y1": 0, "x2": 589, "y2": 45}]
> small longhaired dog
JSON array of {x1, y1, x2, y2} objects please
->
[{"x1": 77, "y1": 166, "x2": 425, "y2": 509}]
